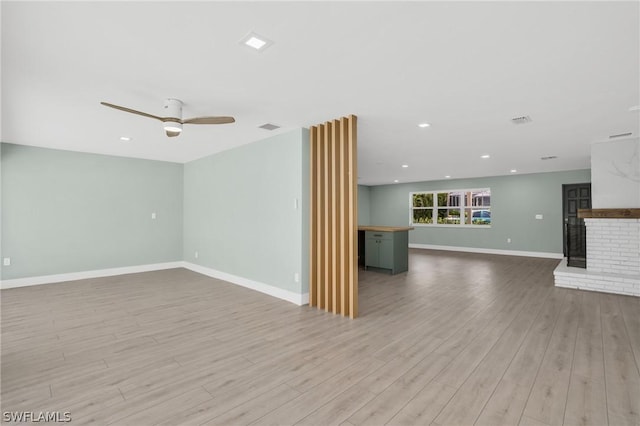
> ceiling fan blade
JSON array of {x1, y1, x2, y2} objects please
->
[
  {"x1": 101, "y1": 102, "x2": 164, "y2": 121},
  {"x1": 183, "y1": 116, "x2": 235, "y2": 125},
  {"x1": 166, "y1": 130, "x2": 181, "y2": 137}
]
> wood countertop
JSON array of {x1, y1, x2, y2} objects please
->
[{"x1": 358, "y1": 226, "x2": 414, "y2": 232}]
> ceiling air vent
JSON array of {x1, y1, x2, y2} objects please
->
[
  {"x1": 609, "y1": 132, "x2": 633, "y2": 139},
  {"x1": 259, "y1": 123, "x2": 280, "y2": 131},
  {"x1": 511, "y1": 115, "x2": 532, "y2": 124},
  {"x1": 541, "y1": 156, "x2": 558, "y2": 160}
]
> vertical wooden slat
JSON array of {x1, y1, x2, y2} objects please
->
[
  {"x1": 348, "y1": 115, "x2": 358, "y2": 318},
  {"x1": 339, "y1": 117, "x2": 349, "y2": 315},
  {"x1": 309, "y1": 127, "x2": 317, "y2": 307},
  {"x1": 331, "y1": 119, "x2": 340, "y2": 314},
  {"x1": 324, "y1": 121, "x2": 333, "y2": 312},
  {"x1": 316, "y1": 125, "x2": 325, "y2": 309},
  {"x1": 322, "y1": 123, "x2": 330, "y2": 310}
]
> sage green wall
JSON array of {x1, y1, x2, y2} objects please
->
[
  {"x1": 1, "y1": 143, "x2": 184, "y2": 280},
  {"x1": 358, "y1": 185, "x2": 371, "y2": 225},
  {"x1": 300, "y1": 129, "x2": 310, "y2": 293},
  {"x1": 369, "y1": 169, "x2": 591, "y2": 254},
  {"x1": 183, "y1": 128, "x2": 309, "y2": 294}
]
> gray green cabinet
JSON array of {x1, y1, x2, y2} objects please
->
[{"x1": 363, "y1": 228, "x2": 410, "y2": 274}]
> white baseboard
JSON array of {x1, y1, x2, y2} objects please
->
[
  {"x1": 1, "y1": 261, "x2": 310, "y2": 306},
  {"x1": 0, "y1": 261, "x2": 184, "y2": 289},
  {"x1": 182, "y1": 262, "x2": 309, "y2": 306},
  {"x1": 408, "y1": 243, "x2": 564, "y2": 259}
]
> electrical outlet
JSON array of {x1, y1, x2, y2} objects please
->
[
  {"x1": 507, "y1": 238, "x2": 511, "y2": 243},
  {"x1": 294, "y1": 272, "x2": 300, "y2": 283},
  {"x1": 535, "y1": 214, "x2": 543, "y2": 220},
  {"x1": 3, "y1": 257, "x2": 10, "y2": 266},
  {"x1": 151, "y1": 212, "x2": 157, "y2": 219},
  {"x1": 194, "y1": 251, "x2": 199, "y2": 259}
]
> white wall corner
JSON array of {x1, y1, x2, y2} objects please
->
[
  {"x1": 182, "y1": 262, "x2": 308, "y2": 306},
  {"x1": 1, "y1": 261, "x2": 311, "y2": 306}
]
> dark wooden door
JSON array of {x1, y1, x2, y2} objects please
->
[{"x1": 562, "y1": 183, "x2": 591, "y2": 257}]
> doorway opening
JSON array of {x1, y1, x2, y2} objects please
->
[{"x1": 562, "y1": 183, "x2": 591, "y2": 268}]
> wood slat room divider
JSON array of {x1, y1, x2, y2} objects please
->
[{"x1": 309, "y1": 115, "x2": 358, "y2": 318}]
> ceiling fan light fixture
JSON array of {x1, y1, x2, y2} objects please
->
[{"x1": 163, "y1": 121, "x2": 182, "y2": 133}]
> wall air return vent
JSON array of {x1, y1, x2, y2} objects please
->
[
  {"x1": 609, "y1": 132, "x2": 633, "y2": 139},
  {"x1": 259, "y1": 123, "x2": 280, "y2": 131},
  {"x1": 511, "y1": 115, "x2": 532, "y2": 124}
]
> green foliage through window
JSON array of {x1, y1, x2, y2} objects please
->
[{"x1": 410, "y1": 189, "x2": 491, "y2": 226}]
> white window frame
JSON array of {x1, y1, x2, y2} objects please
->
[{"x1": 409, "y1": 188, "x2": 492, "y2": 228}]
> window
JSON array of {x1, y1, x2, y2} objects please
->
[{"x1": 411, "y1": 188, "x2": 491, "y2": 226}]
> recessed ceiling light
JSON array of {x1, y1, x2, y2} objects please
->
[
  {"x1": 120, "y1": 136, "x2": 131, "y2": 141},
  {"x1": 239, "y1": 32, "x2": 273, "y2": 52},
  {"x1": 394, "y1": 180, "x2": 399, "y2": 183},
  {"x1": 481, "y1": 154, "x2": 491, "y2": 159},
  {"x1": 246, "y1": 37, "x2": 266, "y2": 49},
  {"x1": 418, "y1": 123, "x2": 431, "y2": 128},
  {"x1": 401, "y1": 164, "x2": 409, "y2": 168},
  {"x1": 510, "y1": 169, "x2": 517, "y2": 173},
  {"x1": 445, "y1": 175, "x2": 451, "y2": 179}
]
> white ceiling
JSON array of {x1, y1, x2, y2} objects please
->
[{"x1": 2, "y1": 1, "x2": 639, "y2": 185}]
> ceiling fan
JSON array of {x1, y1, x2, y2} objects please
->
[{"x1": 100, "y1": 98, "x2": 235, "y2": 137}]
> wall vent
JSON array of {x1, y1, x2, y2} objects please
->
[
  {"x1": 609, "y1": 132, "x2": 633, "y2": 139},
  {"x1": 541, "y1": 155, "x2": 558, "y2": 160},
  {"x1": 511, "y1": 115, "x2": 532, "y2": 124},
  {"x1": 259, "y1": 123, "x2": 280, "y2": 131}
]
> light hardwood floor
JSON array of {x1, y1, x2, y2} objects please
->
[{"x1": 1, "y1": 250, "x2": 639, "y2": 425}]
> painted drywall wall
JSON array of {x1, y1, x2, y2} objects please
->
[
  {"x1": 1, "y1": 143, "x2": 183, "y2": 280},
  {"x1": 358, "y1": 185, "x2": 371, "y2": 225},
  {"x1": 591, "y1": 138, "x2": 640, "y2": 208},
  {"x1": 183, "y1": 128, "x2": 309, "y2": 294},
  {"x1": 369, "y1": 169, "x2": 591, "y2": 254},
  {"x1": 300, "y1": 129, "x2": 310, "y2": 296}
]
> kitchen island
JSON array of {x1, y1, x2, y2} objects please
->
[{"x1": 358, "y1": 226, "x2": 414, "y2": 274}]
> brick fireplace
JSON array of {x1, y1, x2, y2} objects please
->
[{"x1": 554, "y1": 209, "x2": 640, "y2": 297}]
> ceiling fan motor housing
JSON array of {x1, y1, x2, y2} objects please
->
[{"x1": 163, "y1": 98, "x2": 183, "y2": 132}]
